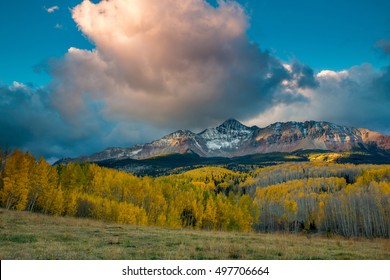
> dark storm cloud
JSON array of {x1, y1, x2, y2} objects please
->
[
  {"x1": 255, "y1": 64, "x2": 390, "y2": 135},
  {"x1": 371, "y1": 66, "x2": 390, "y2": 101},
  {"x1": 0, "y1": 84, "x2": 49, "y2": 148},
  {"x1": 291, "y1": 62, "x2": 319, "y2": 89},
  {"x1": 376, "y1": 39, "x2": 390, "y2": 55},
  {"x1": 0, "y1": 82, "x2": 171, "y2": 160},
  {"x1": 0, "y1": 84, "x2": 63, "y2": 160}
]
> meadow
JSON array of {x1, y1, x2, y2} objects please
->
[{"x1": 0, "y1": 209, "x2": 388, "y2": 260}]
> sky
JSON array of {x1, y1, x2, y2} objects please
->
[{"x1": 0, "y1": 0, "x2": 390, "y2": 161}]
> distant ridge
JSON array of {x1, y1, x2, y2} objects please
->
[{"x1": 56, "y1": 119, "x2": 390, "y2": 164}]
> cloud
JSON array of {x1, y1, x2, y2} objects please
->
[
  {"x1": 54, "y1": 23, "x2": 63, "y2": 29},
  {"x1": 376, "y1": 39, "x2": 390, "y2": 55},
  {"x1": 290, "y1": 62, "x2": 319, "y2": 89},
  {"x1": 0, "y1": 83, "x2": 59, "y2": 154},
  {"x1": 0, "y1": 82, "x2": 165, "y2": 160},
  {"x1": 48, "y1": 0, "x2": 304, "y2": 130},
  {"x1": 45, "y1": 6, "x2": 59, "y2": 13},
  {"x1": 249, "y1": 64, "x2": 390, "y2": 134}
]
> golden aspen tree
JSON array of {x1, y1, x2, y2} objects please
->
[
  {"x1": 239, "y1": 194, "x2": 259, "y2": 226},
  {"x1": 26, "y1": 157, "x2": 52, "y2": 212},
  {"x1": 1, "y1": 150, "x2": 30, "y2": 210},
  {"x1": 47, "y1": 187, "x2": 65, "y2": 215},
  {"x1": 215, "y1": 193, "x2": 230, "y2": 231},
  {"x1": 63, "y1": 189, "x2": 78, "y2": 216},
  {"x1": 145, "y1": 191, "x2": 167, "y2": 226},
  {"x1": 36, "y1": 163, "x2": 58, "y2": 214},
  {"x1": 203, "y1": 198, "x2": 217, "y2": 230},
  {"x1": 118, "y1": 202, "x2": 136, "y2": 224}
]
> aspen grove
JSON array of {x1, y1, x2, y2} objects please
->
[{"x1": 0, "y1": 149, "x2": 389, "y2": 238}]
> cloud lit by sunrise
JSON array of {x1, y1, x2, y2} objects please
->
[
  {"x1": 316, "y1": 70, "x2": 348, "y2": 80},
  {"x1": 49, "y1": 0, "x2": 294, "y2": 128}
]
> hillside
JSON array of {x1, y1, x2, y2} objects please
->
[
  {"x1": 1, "y1": 209, "x2": 389, "y2": 260},
  {"x1": 57, "y1": 119, "x2": 390, "y2": 166},
  {"x1": 1, "y1": 149, "x2": 389, "y2": 238},
  {"x1": 95, "y1": 150, "x2": 390, "y2": 177}
]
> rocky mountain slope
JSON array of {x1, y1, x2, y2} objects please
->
[{"x1": 58, "y1": 119, "x2": 390, "y2": 164}]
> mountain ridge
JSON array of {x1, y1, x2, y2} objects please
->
[{"x1": 57, "y1": 119, "x2": 390, "y2": 164}]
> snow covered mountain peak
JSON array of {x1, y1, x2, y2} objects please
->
[
  {"x1": 58, "y1": 119, "x2": 390, "y2": 163},
  {"x1": 217, "y1": 118, "x2": 252, "y2": 131},
  {"x1": 164, "y1": 129, "x2": 195, "y2": 139},
  {"x1": 198, "y1": 119, "x2": 255, "y2": 152}
]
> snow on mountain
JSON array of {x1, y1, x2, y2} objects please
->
[
  {"x1": 199, "y1": 119, "x2": 256, "y2": 152},
  {"x1": 58, "y1": 119, "x2": 390, "y2": 163}
]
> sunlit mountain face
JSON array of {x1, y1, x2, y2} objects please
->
[{"x1": 58, "y1": 119, "x2": 390, "y2": 164}]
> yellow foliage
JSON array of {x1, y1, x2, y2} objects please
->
[{"x1": 1, "y1": 149, "x2": 389, "y2": 237}]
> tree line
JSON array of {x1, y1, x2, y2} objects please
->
[{"x1": 0, "y1": 149, "x2": 389, "y2": 238}]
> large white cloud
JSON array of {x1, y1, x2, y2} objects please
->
[{"x1": 49, "y1": 0, "x2": 298, "y2": 130}]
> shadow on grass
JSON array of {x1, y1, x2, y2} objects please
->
[{"x1": 0, "y1": 234, "x2": 37, "y2": 243}]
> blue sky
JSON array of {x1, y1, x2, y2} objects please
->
[
  {"x1": 0, "y1": 0, "x2": 93, "y2": 86},
  {"x1": 0, "y1": 0, "x2": 389, "y2": 160},
  {"x1": 1, "y1": 0, "x2": 389, "y2": 86},
  {"x1": 243, "y1": 0, "x2": 390, "y2": 70}
]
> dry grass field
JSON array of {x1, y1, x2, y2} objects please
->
[{"x1": 0, "y1": 209, "x2": 389, "y2": 260}]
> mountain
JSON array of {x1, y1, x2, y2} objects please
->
[{"x1": 57, "y1": 119, "x2": 390, "y2": 165}]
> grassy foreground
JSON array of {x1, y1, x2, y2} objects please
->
[{"x1": 0, "y1": 209, "x2": 389, "y2": 260}]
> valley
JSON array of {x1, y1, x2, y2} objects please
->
[{"x1": 95, "y1": 150, "x2": 390, "y2": 177}]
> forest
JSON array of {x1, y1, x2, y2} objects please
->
[{"x1": 0, "y1": 148, "x2": 389, "y2": 238}]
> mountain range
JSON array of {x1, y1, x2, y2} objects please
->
[{"x1": 58, "y1": 119, "x2": 390, "y2": 170}]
